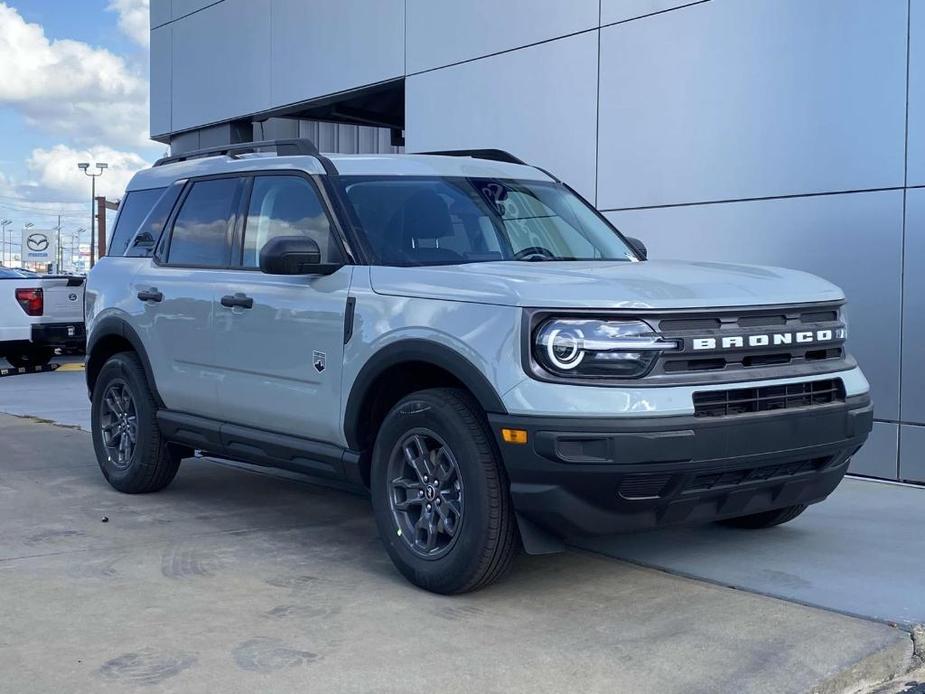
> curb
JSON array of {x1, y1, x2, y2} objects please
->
[{"x1": 812, "y1": 628, "x2": 917, "y2": 694}]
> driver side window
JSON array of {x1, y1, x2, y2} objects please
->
[{"x1": 242, "y1": 175, "x2": 338, "y2": 268}]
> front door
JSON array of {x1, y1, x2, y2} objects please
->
[{"x1": 210, "y1": 174, "x2": 352, "y2": 446}]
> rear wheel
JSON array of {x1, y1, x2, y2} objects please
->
[
  {"x1": 7, "y1": 347, "x2": 55, "y2": 369},
  {"x1": 91, "y1": 352, "x2": 181, "y2": 493},
  {"x1": 371, "y1": 388, "x2": 518, "y2": 594},
  {"x1": 717, "y1": 504, "x2": 807, "y2": 529}
]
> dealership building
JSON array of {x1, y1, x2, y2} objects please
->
[{"x1": 149, "y1": 0, "x2": 923, "y2": 483}]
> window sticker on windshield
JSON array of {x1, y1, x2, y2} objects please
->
[{"x1": 477, "y1": 181, "x2": 509, "y2": 216}]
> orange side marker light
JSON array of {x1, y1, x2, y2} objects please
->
[{"x1": 501, "y1": 428, "x2": 528, "y2": 445}]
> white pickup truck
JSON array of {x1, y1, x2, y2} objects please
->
[{"x1": 0, "y1": 267, "x2": 85, "y2": 368}]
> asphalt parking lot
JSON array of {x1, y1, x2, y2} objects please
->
[{"x1": 1, "y1": 362, "x2": 923, "y2": 693}]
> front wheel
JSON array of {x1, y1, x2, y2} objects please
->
[
  {"x1": 371, "y1": 388, "x2": 518, "y2": 594},
  {"x1": 91, "y1": 352, "x2": 181, "y2": 493},
  {"x1": 717, "y1": 504, "x2": 807, "y2": 529}
]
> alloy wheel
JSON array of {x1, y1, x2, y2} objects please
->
[
  {"x1": 387, "y1": 428, "x2": 464, "y2": 559},
  {"x1": 99, "y1": 380, "x2": 138, "y2": 469}
]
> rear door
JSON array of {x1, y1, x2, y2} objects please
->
[
  {"x1": 210, "y1": 173, "x2": 352, "y2": 445},
  {"x1": 132, "y1": 175, "x2": 243, "y2": 417}
]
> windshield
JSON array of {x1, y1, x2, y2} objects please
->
[{"x1": 341, "y1": 176, "x2": 637, "y2": 266}]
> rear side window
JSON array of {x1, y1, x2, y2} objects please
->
[
  {"x1": 166, "y1": 178, "x2": 239, "y2": 267},
  {"x1": 125, "y1": 183, "x2": 183, "y2": 258},
  {"x1": 109, "y1": 188, "x2": 165, "y2": 257}
]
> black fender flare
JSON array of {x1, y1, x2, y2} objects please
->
[
  {"x1": 343, "y1": 339, "x2": 508, "y2": 450},
  {"x1": 86, "y1": 317, "x2": 164, "y2": 407}
]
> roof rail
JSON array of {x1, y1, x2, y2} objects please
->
[
  {"x1": 420, "y1": 149, "x2": 527, "y2": 166},
  {"x1": 153, "y1": 138, "x2": 320, "y2": 167}
]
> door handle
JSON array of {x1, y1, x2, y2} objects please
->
[
  {"x1": 221, "y1": 293, "x2": 254, "y2": 310},
  {"x1": 137, "y1": 288, "x2": 163, "y2": 303}
]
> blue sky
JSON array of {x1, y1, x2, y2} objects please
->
[{"x1": 0, "y1": 0, "x2": 158, "y2": 237}]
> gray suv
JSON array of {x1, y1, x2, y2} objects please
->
[{"x1": 85, "y1": 140, "x2": 872, "y2": 594}]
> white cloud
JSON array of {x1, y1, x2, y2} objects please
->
[
  {"x1": 108, "y1": 0, "x2": 150, "y2": 48},
  {"x1": 25, "y1": 145, "x2": 151, "y2": 202},
  {"x1": 0, "y1": 2, "x2": 150, "y2": 147}
]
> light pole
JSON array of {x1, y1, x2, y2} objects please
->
[
  {"x1": 0, "y1": 219, "x2": 10, "y2": 267},
  {"x1": 77, "y1": 162, "x2": 107, "y2": 268},
  {"x1": 22, "y1": 222, "x2": 33, "y2": 270},
  {"x1": 74, "y1": 227, "x2": 86, "y2": 273}
]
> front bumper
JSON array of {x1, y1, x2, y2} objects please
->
[
  {"x1": 489, "y1": 395, "x2": 872, "y2": 540},
  {"x1": 32, "y1": 322, "x2": 86, "y2": 349}
]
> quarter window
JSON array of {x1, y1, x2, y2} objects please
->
[
  {"x1": 242, "y1": 176, "x2": 337, "y2": 268},
  {"x1": 109, "y1": 188, "x2": 165, "y2": 257},
  {"x1": 166, "y1": 178, "x2": 239, "y2": 267}
]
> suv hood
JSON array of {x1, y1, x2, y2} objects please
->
[{"x1": 370, "y1": 260, "x2": 844, "y2": 309}]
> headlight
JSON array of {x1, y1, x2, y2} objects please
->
[{"x1": 533, "y1": 318, "x2": 679, "y2": 378}]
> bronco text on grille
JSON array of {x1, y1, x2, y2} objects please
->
[{"x1": 642, "y1": 302, "x2": 850, "y2": 382}]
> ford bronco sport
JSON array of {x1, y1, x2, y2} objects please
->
[{"x1": 85, "y1": 140, "x2": 872, "y2": 594}]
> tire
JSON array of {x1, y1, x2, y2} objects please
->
[
  {"x1": 7, "y1": 347, "x2": 55, "y2": 369},
  {"x1": 717, "y1": 504, "x2": 808, "y2": 529},
  {"x1": 91, "y1": 351, "x2": 181, "y2": 494},
  {"x1": 371, "y1": 388, "x2": 518, "y2": 594}
]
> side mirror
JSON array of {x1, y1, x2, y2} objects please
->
[
  {"x1": 626, "y1": 236, "x2": 647, "y2": 260},
  {"x1": 258, "y1": 236, "x2": 340, "y2": 275}
]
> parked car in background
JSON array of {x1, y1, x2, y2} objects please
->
[{"x1": 0, "y1": 266, "x2": 85, "y2": 367}]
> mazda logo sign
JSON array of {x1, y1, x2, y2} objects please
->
[{"x1": 26, "y1": 233, "x2": 49, "y2": 252}]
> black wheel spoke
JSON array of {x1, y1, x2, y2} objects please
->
[
  {"x1": 434, "y1": 448, "x2": 456, "y2": 484},
  {"x1": 415, "y1": 510, "x2": 438, "y2": 551}
]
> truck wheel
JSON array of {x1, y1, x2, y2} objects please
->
[
  {"x1": 7, "y1": 347, "x2": 55, "y2": 369},
  {"x1": 91, "y1": 352, "x2": 181, "y2": 494},
  {"x1": 371, "y1": 388, "x2": 518, "y2": 594},
  {"x1": 718, "y1": 504, "x2": 807, "y2": 529}
]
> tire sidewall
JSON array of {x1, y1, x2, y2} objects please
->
[
  {"x1": 91, "y1": 354, "x2": 156, "y2": 488},
  {"x1": 371, "y1": 391, "x2": 498, "y2": 591}
]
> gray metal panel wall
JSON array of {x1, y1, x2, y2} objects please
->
[
  {"x1": 902, "y1": 188, "x2": 925, "y2": 425},
  {"x1": 851, "y1": 422, "x2": 899, "y2": 480},
  {"x1": 271, "y1": 0, "x2": 404, "y2": 108},
  {"x1": 596, "y1": 0, "x2": 907, "y2": 210},
  {"x1": 150, "y1": 0, "x2": 171, "y2": 28},
  {"x1": 405, "y1": 32, "x2": 599, "y2": 200},
  {"x1": 150, "y1": 25, "x2": 172, "y2": 137},
  {"x1": 908, "y1": 0, "x2": 925, "y2": 186},
  {"x1": 170, "y1": 0, "x2": 271, "y2": 132},
  {"x1": 900, "y1": 425, "x2": 925, "y2": 482},
  {"x1": 601, "y1": 0, "x2": 707, "y2": 26},
  {"x1": 405, "y1": 0, "x2": 598, "y2": 73}
]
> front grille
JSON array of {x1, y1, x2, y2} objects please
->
[
  {"x1": 684, "y1": 456, "x2": 833, "y2": 492},
  {"x1": 693, "y1": 378, "x2": 845, "y2": 418},
  {"x1": 649, "y1": 303, "x2": 847, "y2": 379}
]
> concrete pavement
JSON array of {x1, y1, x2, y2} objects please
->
[
  {"x1": 0, "y1": 356, "x2": 89, "y2": 430},
  {"x1": 2, "y1": 362, "x2": 925, "y2": 627},
  {"x1": 0, "y1": 413, "x2": 916, "y2": 693},
  {"x1": 578, "y1": 477, "x2": 925, "y2": 627}
]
